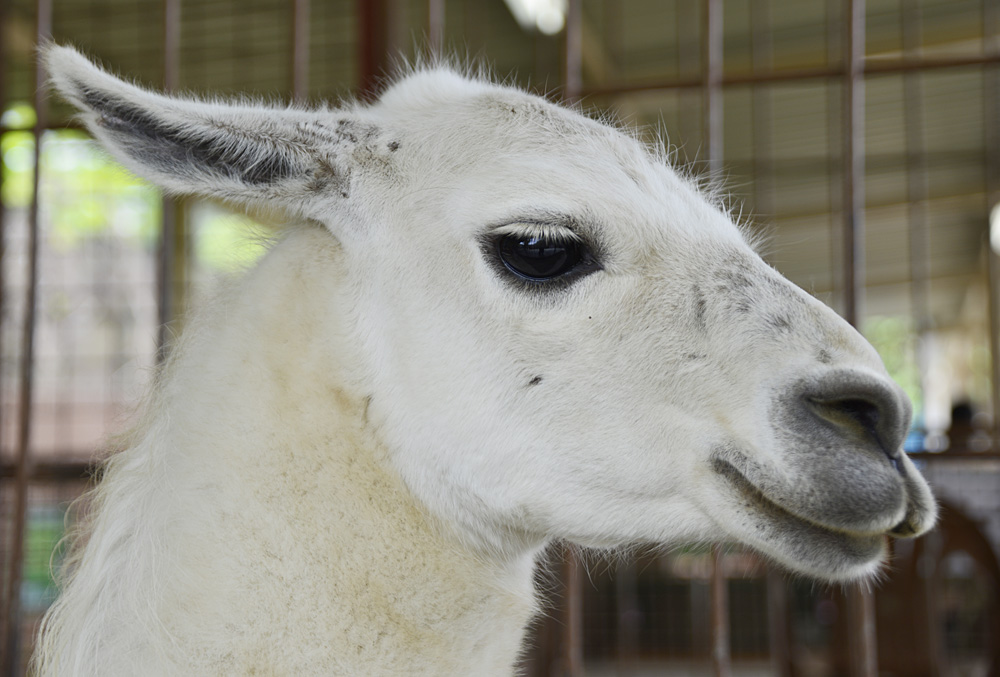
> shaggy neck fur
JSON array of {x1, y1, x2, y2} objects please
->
[{"x1": 36, "y1": 227, "x2": 540, "y2": 676}]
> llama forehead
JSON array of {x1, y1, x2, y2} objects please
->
[
  {"x1": 376, "y1": 69, "x2": 633, "y2": 166},
  {"x1": 365, "y1": 68, "x2": 748, "y2": 264}
]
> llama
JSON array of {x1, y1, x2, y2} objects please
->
[{"x1": 36, "y1": 44, "x2": 936, "y2": 675}]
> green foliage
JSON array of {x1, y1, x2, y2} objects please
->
[
  {"x1": 1, "y1": 130, "x2": 35, "y2": 206},
  {"x1": 22, "y1": 507, "x2": 65, "y2": 611},
  {"x1": 193, "y1": 205, "x2": 269, "y2": 273},
  {"x1": 3, "y1": 106, "x2": 268, "y2": 273},
  {"x1": 862, "y1": 315, "x2": 923, "y2": 415},
  {"x1": 3, "y1": 125, "x2": 162, "y2": 249},
  {"x1": 0, "y1": 101, "x2": 37, "y2": 129}
]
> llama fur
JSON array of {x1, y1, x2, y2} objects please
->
[{"x1": 35, "y1": 45, "x2": 937, "y2": 675}]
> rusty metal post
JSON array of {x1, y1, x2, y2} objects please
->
[
  {"x1": 3, "y1": 0, "x2": 51, "y2": 672},
  {"x1": 750, "y1": 0, "x2": 774, "y2": 221},
  {"x1": 428, "y1": 0, "x2": 445, "y2": 55},
  {"x1": 842, "y1": 1, "x2": 878, "y2": 674},
  {"x1": 703, "y1": 0, "x2": 723, "y2": 176},
  {"x1": 703, "y1": 0, "x2": 729, "y2": 675},
  {"x1": 0, "y1": 0, "x2": 6, "y2": 455},
  {"x1": 766, "y1": 568, "x2": 792, "y2": 677},
  {"x1": 919, "y1": 527, "x2": 946, "y2": 676},
  {"x1": 986, "y1": 0, "x2": 1000, "y2": 450},
  {"x1": 578, "y1": 53, "x2": 1000, "y2": 98},
  {"x1": 615, "y1": 559, "x2": 639, "y2": 674},
  {"x1": 291, "y1": 0, "x2": 310, "y2": 102},
  {"x1": 556, "y1": 4, "x2": 584, "y2": 675},
  {"x1": 156, "y1": 0, "x2": 181, "y2": 364},
  {"x1": 563, "y1": 0, "x2": 583, "y2": 103},
  {"x1": 842, "y1": 0, "x2": 865, "y2": 328},
  {"x1": 901, "y1": 0, "x2": 933, "y2": 465},
  {"x1": 902, "y1": 0, "x2": 929, "y2": 341},
  {"x1": 561, "y1": 547, "x2": 584, "y2": 676},
  {"x1": 749, "y1": 8, "x2": 792, "y2": 673},
  {"x1": 846, "y1": 584, "x2": 878, "y2": 677},
  {"x1": 709, "y1": 546, "x2": 730, "y2": 677},
  {"x1": 357, "y1": 0, "x2": 390, "y2": 102}
]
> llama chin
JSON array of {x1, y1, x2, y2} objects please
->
[{"x1": 35, "y1": 44, "x2": 936, "y2": 675}]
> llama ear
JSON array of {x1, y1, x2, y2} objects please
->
[{"x1": 43, "y1": 44, "x2": 352, "y2": 212}]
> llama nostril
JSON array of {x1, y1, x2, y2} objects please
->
[
  {"x1": 824, "y1": 398, "x2": 881, "y2": 441},
  {"x1": 805, "y1": 389, "x2": 903, "y2": 461}
]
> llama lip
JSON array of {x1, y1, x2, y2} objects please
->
[{"x1": 710, "y1": 455, "x2": 886, "y2": 563}]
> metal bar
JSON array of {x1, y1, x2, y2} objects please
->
[
  {"x1": 846, "y1": 584, "x2": 878, "y2": 677},
  {"x1": 562, "y1": 547, "x2": 583, "y2": 676},
  {"x1": 559, "y1": 5, "x2": 584, "y2": 674},
  {"x1": 985, "y1": 0, "x2": 1000, "y2": 451},
  {"x1": 615, "y1": 560, "x2": 638, "y2": 675},
  {"x1": 843, "y1": 1, "x2": 878, "y2": 676},
  {"x1": 902, "y1": 0, "x2": 931, "y2": 454},
  {"x1": 750, "y1": 0, "x2": 774, "y2": 222},
  {"x1": 291, "y1": 0, "x2": 310, "y2": 102},
  {"x1": 702, "y1": 1, "x2": 729, "y2": 674},
  {"x1": 3, "y1": 449, "x2": 992, "y2": 482},
  {"x1": 0, "y1": 0, "x2": 7, "y2": 467},
  {"x1": 580, "y1": 53, "x2": 1000, "y2": 97},
  {"x1": 1, "y1": 462, "x2": 99, "y2": 481},
  {"x1": 563, "y1": 0, "x2": 583, "y2": 102},
  {"x1": 766, "y1": 568, "x2": 792, "y2": 677},
  {"x1": 676, "y1": 0, "x2": 700, "y2": 145},
  {"x1": 842, "y1": 0, "x2": 865, "y2": 329},
  {"x1": 428, "y1": 0, "x2": 445, "y2": 55},
  {"x1": 750, "y1": 6, "x2": 793, "y2": 674},
  {"x1": 3, "y1": 0, "x2": 51, "y2": 672},
  {"x1": 709, "y1": 546, "x2": 730, "y2": 677},
  {"x1": 357, "y1": 0, "x2": 389, "y2": 101},
  {"x1": 157, "y1": 0, "x2": 181, "y2": 364},
  {"x1": 826, "y1": 0, "x2": 843, "y2": 314},
  {"x1": 920, "y1": 527, "x2": 946, "y2": 676},
  {"x1": 703, "y1": 0, "x2": 723, "y2": 174}
]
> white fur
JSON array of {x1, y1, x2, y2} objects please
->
[{"x1": 35, "y1": 46, "x2": 936, "y2": 675}]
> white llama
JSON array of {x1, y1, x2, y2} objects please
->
[{"x1": 36, "y1": 45, "x2": 936, "y2": 676}]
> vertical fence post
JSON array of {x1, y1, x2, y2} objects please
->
[
  {"x1": 562, "y1": 546, "x2": 584, "y2": 676},
  {"x1": 157, "y1": 0, "x2": 181, "y2": 364},
  {"x1": 702, "y1": 1, "x2": 730, "y2": 675},
  {"x1": 985, "y1": 0, "x2": 1000, "y2": 452},
  {"x1": 902, "y1": 0, "x2": 929, "y2": 344},
  {"x1": 842, "y1": 0, "x2": 865, "y2": 328},
  {"x1": 563, "y1": 0, "x2": 583, "y2": 103},
  {"x1": 0, "y1": 0, "x2": 7, "y2": 491},
  {"x1": 843, "y1": 1, "x2": 878, "y2": 674},
  {"x1": 428, "y1": 0, "x2": 445, "y2": 56},
  {"x1": 357, "y1": 0, "x2": 389, "y2": 102},
  {"x1": 558, "y1": 3, "x2": 584, "y2": 674},
  {"x1": 615, "y1": 560, "x2": 639, "y2": 674},
  {"x1": 2, "y1": 0, "x2": 51, "y2": 672},
  {"x1": 291, "y1": 0, "x2": 310, "y2": 103}
]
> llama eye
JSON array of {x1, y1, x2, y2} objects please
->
[{"x1": 496, "y1": 234, "x2": 587, "y2": 281}]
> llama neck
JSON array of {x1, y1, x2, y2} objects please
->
[{"x1": 145, "y1": 227, "x2": 541, "y2": 673}]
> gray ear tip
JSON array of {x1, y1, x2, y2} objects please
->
[
  {"x1": 43, "y1": 43, "x2": 108, "y2": 97},
  {"x1": 42, "y1": 42, "x2": 86, "y2": 73}
]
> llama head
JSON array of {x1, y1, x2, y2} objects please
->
[{"x1": 46, "y1": 45, "x2": 936, "y2": 582}]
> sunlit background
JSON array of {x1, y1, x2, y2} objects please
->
[{"x1": 2, "y1": 0, "x2": 999, "y2": 675}]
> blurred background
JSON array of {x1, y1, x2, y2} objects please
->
[{"x1": 1, "y1": 0, "x2": 998, "y2": 675}]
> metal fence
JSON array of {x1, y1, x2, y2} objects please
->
[{"x1": 2, "y1": 1, "x2": 999, "y2": 675}]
